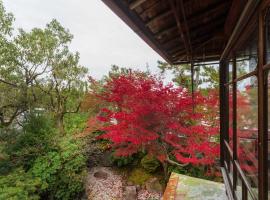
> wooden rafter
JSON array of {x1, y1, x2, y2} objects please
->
[
  {"x1": 146, "y1": 10, "x2": 173, "y2": 26},
  {"x1": 154, "y1": 1, "x2": 229, "y2": 39},
  {"x1": 129, "y1": 0, "x2": 147, "y2": 10},
  {"x1": 169, "y1": 0, "x2": 192, "y2": 60}
]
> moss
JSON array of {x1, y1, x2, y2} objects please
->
[
  {"x1": 141, "y1": 154, "x2": 160, "y2": 173},
  {"x1": 128, "y1": 167, "x2": 153, "y2": 186}
]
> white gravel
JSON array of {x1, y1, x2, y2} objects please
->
[{"x1": 86, "y1": 167, "x2": 161, "y2": 200}]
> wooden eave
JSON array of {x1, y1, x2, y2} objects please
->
[{"x1": 102, "y1": 0, "x2": 247, "y2": 64}]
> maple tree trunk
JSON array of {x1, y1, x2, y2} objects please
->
[{"x1": 162, "y1": 162, "x2": 169, "y2": 182}]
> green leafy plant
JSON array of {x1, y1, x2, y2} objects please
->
[
  {"x1": 0, "y1": 168, "x2": 41, "y2": 200},
  {"x1": 1, "y1": 114, "x2": 57, "y2": 171},
  {"x1": 30, "y1": 137, "x2": 87, "y2": 200},
  {"x1": 141, "y1": 154, "x2": 160, "y2": 173},
  {"x1": 110, "y1": 154, "x2": 134, "y2": 167},
  {"x1": 128, "y1": 167, "x2": 153, "y2": 186}
]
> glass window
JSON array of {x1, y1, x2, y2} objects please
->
[
  {"x1": 229, "y1": 61, "x2": 233, "y2": 82},
  {"x1": 237, "y1": 76, "x2": 258, "y2": 197},
  {"x1": 229, "y1": 85, "x2": 233, "y2": 149},
  {"x1": 268, "y1": 72, "x2": 270, "y2": 196},
  {"x1": 235, "y1": 172, "x2": 242, "y2": 200},
  {"x1": 236, "y1": 26, "x2": 258, "y2": 77},
  {"x1": 266, "y1": 9, "x2": 270, "y2": 63}
]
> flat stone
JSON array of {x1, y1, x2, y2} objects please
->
[
  {"x1": 94, "y1": 171, "x2": 108, "y2": 179},
  {"x1": 163, "y1": 172, "x2": 227, "y2": 200},
  {"x1": 123, "y1": 186, "x2": 137, "y2": 200},
  {"x1": 145, "y1": 177, "x2": 163, "y2": 193}
]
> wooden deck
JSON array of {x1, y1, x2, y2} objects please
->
[{"x1": 163, "y1": 172, "x2": 227, "y2": 200}]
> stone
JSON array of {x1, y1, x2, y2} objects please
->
[
  {"x1": 127, "y1": 181, "x2": 133, "y2": 186},
  {"x1": 145, "y1": 177, "x2": 163, "y2": 193},
  {"x1": 123, "y1": 186, "x2": 137, "y2": 200},
  {"x1": 93, "y1": 171, "x2": 108, "y2": 180},
  {"x1": 136, "y1": 185, "x2": 141, "y2": 192}
]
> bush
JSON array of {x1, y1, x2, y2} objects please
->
[
  {"x1": 30, "y1": 137, "x2": 87, "y2": 200},
  {"x1": 64, "y1": 113, "x2": 89, "y2": 135},
  {"x1": 0, "y1": 113, "x2": 88, "y2": 200},
  {"x1": 110, "y1": 155, "x2": 134, "y2": 167},
  {"x1": 1, "y1": 114, "x2": 57, "y2": 171},
  {"x1": 141, "y1": 154, "x2": 160, "y2": 173},
  {"x1": 0, "y1": 168, "x2": 41, "y2": 200},
  {"x1": 128, "y1": 167, "x2": 153, "y2": 185}
]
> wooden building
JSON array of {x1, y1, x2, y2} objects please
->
[{"x1": 101, "y1": 0, "x2": 270, "y2": 199}]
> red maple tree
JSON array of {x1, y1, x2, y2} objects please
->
[{"x1": 94, "y1": 72, "x2": 220, "y2": 174}]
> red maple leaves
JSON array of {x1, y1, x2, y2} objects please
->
[{"x1": 94, "y1": 73, "x2": 220, "y2": 167}]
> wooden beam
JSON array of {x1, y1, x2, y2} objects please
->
[
  {"x1": 224, "y1": 0, "x2": 247, "y2": 37},
  {"x1": 101, "y1": 0, "x2": 172, "y2": 63},
  {"x1": 155, "y1": 25, "x2": 178, "y2": 39},
  {"x1": 146, "y1": 10, "x2": 173, "y2": 27},
  {"x1": 178, "y1": 0, "x2": 192, "y2": 58},
  {"x1": 221, "y1": 0, "x2": 259, "y2": 60},
  {"x1": 129, "y1": 0, "x2": 147, "y2": 10},
  {"x1": 157, "y1": 1, "x2": 228, "y2": 47},
  {"x1": 169, "y1": 0, "x2": 192, "y2": 60}
]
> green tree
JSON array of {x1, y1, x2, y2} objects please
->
[
  {"x1": 158, "y1": 61, "x2": 219, "y2": 90},
  {"x1": 0, "y1": 1, "x2": 88, "y2": 130}
]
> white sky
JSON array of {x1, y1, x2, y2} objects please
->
[{"x1": 2, "y1": 0, "x2": 168, "y2": 80}]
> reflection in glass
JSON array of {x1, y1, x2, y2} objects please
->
[
  {"x1": 229, "y1": 85, "x2": 233, "y2": 149},
  {"x1": 236, "y1": 27, "x2": 258, "y2": 77},
  {"x1": 237, "y1": 76, "x2": 258, "y2": 197},
  {"x1": 268, "y1": 72, "x2": 270, "y2": 196},
  {"x1": 235, "y1": 172, "x2": 242, "y2": 200},
  {"x1": 266, "y1": 10, "x2": 270, "y2": 63},
  {"x1": 229, "y1": 61, "x2": 233, "y2": 82}
]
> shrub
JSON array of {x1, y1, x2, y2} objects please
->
[
  {"x1": 128, "y1": 167, "x2": 153, "y2": 185},
  {"x1": 64, "y1": 113, "x2": 89, "y2": 135},
  {"x1": 30, "y1": 137, "x2": 87, "y2": 200},
  {"x1": 141, "y1": 154, "x2": 160, "y2": 173},
  {"x1": 110, "y1": 155, "x2": 134, "y2": 167},
  {"x1": 1, "y1": 114, "x2": 57, "y2": 171},
  {"x1": 0, "y1": 168, "x2": 41, "y2": 200}
]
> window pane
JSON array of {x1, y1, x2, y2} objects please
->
[
  {"x1": 229, "y1": 61, "x2": 233, "y2": 82},
  {"x1": 268, "y1": 72, "x2": 270, "y2": 198},
  {"x1": 229, "y1": 85, "x2": 233, "y2": 149},
  {"x1": 236, "y1": 26, "x2": 258, "y2": 77},
  {"x1": 237, "y1": 76, "x2": 258, "y2": 197},
  {"x1": 266, "y1": 10, "x2": 270, "y2": 63},
  {"x1": 235, "y1": 172, "x2": 242, "y2": 200}
]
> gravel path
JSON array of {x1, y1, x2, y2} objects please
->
[
  {"x1": 86, "y1": 167, "x2": 123, "y2": 200},
  {"x1": 86, "y1": 167, "x2": 161, "y2": 200}
]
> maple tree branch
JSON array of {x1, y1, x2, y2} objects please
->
[{"x1": 166, "y1": 157, "x2": 189, "y2": 167}]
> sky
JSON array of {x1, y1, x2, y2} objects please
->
[{"x1": 2, "y1": 0, "x2": 168, "y2": 80}]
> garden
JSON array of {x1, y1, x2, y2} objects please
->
[{"x1": 0, "y1": 1, "x2": 227, "y2": 199}]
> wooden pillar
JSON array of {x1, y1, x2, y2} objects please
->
[
  {"x1": 220, "y1": 59, "x2": 229, "y2": 167},
  {"x1": 258, "y1": 7, "x2": 268, "y2": 200}
]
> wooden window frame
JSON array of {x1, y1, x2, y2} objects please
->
[{"x1": 220, "y1": 1, "x2": 270, "y2": 200}]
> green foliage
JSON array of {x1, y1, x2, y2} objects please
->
[
  {"x1": 157, "y1": 61, "x2": 219, "y2": 89},
  {"x1": 1, "y1": 114, "x2": 57, "y2": 172},
  {"x1": 141, "y1": 154, "x2": 160, "y2": 173},
  {"x1": 30, "y1": 137, "x2": 87, "y2": 200},
  {"x1": 110, "y1": 151, "x2": 145, "y2": 167},
  {"x1": 64, "y1": 112, "x2": 89, "y2": 135},
  {"x1": 0, "y1": 113, "x2": 87, "y2": 199},
  {"x1": 0, "y1": 0, "x2": 88, "y2": 129},
  {"x1": 0, "y1": 114, "x2": 56, "y2": 173},
  {"x1": 110, "y1": 155, "x2": 134, "y2": 167},
  {"x1": 128, "y1": 167, "x2": 153, "y2": 186},
  {"x1": 0, "y1": 168, "x2": 41, "y2": 200},
  {"x1": 0, "y1": 2, "x2": 88, "y2": 199}
]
